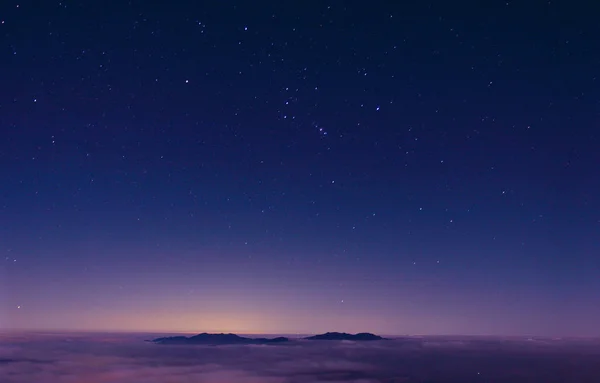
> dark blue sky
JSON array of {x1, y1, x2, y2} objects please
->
[{"x1": 1, "y1": 1, "x2": 599, "y2": 336}]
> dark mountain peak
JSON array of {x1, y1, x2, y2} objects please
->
[
  {"x1": 152, "y1": 333, "x2": 289, "y2": 345},
  {"x1": 305, "y1": 332, "x2": 385, "y2": 341},
  {"x1": 354, "y1": 332, "x2": 384, "y2": 340},
  {"x1": 189, "y1": 333, "x2": 244, "y2": 342}
]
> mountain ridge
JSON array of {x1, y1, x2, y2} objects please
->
[
  {"x1": 151, "y1": 333, "x2": 289, "y2": 345},
  {"x1": 304, "y1": 332, "x2": 385, "y2": 341},
  {"x1": 151, "y1": 331, "x2": 386, "y2": 344}
]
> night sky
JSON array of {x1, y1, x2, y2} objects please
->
[{"x1": 1, "y1": 1, "x2": 599, "y2": 337}]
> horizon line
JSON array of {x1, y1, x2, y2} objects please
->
[{"x1": 1, "y1": 328, "x2": 598, "y2": 339}]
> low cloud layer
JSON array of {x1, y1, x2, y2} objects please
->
[{"x1": 1, "y1": 332, "x2": 599, "y2": 382}]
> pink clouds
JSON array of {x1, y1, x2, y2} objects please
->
[{"x1": 1, "y1": 332, "x2": 599, "y2": 382}]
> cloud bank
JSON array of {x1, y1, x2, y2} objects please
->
[{"x1": 1, "y1": 332, "x2": 599, "y2": 382}]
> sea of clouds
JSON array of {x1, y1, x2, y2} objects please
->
[{"x1": 1, "y1": 332, "x2": 599, "y2": 382}]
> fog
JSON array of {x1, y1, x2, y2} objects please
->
[{"x1": 1, "y1": 332, "x2": 599, "y2": 382}]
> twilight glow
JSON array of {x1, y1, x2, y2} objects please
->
[{"x1": 1, "y1": 0, "x2": 599, "y2": 340}]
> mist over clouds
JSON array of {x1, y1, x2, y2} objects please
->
[{"x1": 1, "y1": 332, "x2": 599, "y2": 382}]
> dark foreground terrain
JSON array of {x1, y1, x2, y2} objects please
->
[
  {"x1": 1, "y1": 332, "x2": 599, "y2": 382},
  {"x1": 152, "y1": 332, "x2": 289, "y2": 345},
  {"x1": 151, "y1": 331, "x2": 384, "y2": 344}
]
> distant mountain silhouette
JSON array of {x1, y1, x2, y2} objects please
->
[
  {"x1": 304, "y1": 332, "x2": 385, "y2": 341},
  {"x1": 152, "y1": 333, "x2": 289, "y2": 345}
]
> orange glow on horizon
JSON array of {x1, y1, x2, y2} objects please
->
[{"x1": 7, "y1": 305, "x2": 404, "y2": 335}]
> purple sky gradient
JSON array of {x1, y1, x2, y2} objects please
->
[{"x1": 1, "y1": 0, "x2": 600, "y2": 337}]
